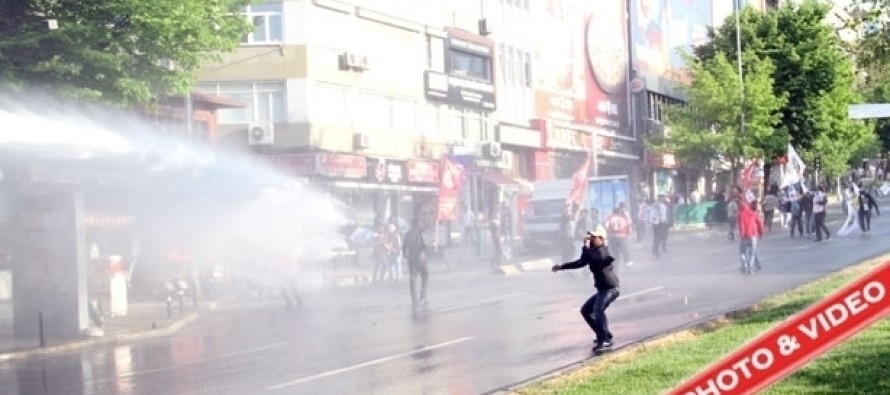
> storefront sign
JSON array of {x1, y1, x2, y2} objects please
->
[
  {"x1": 498, "y1": 124, "x2": 541, "y2": 148},
  {"x1": 424, "y1": 70, "x2": 496, "y2": 112},
  {"x1": 264, "y1": 154, "x2": 318, "y2": 176},
  {"x1": 647, "y1": 150, "x2": 678, "y2": 169},
  {"x1": 406, "y1": 160, "x2": 440, "y2": 184},
  {"x1": 447, "y1": 37, "x2": 492, "y2": 56},
  {"x1": 538, "y1": 121, "x2": 592, "y2": 152},
  {"x1": 367, "y1": 158, "x2": 406, "y2": 184},
  {"x1": 318, "y1": 153, "x2": 367, "y2": 179},
  {"x1": 597, "y1": 134, "x2": 639, "y2": 159}
]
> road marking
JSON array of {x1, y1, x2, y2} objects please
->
[
  {"x1": 267, "y1": 336, "x2": 474, "y2": 390},
  {"x1": 432, "y1": 292, "x2": 525, "y2": 313},
  {"x1": 84, "y1": 342, "x2": 288, "y2": 386},
  {"x1": 617, "y1": 286, "x2": 663, "y2": 300}
]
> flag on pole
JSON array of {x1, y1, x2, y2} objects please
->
[
  {"x1": 782, "y1": 144, "x2": 806, "y2": 189},
  {"x1": 739, "y1": 159, "x2": 759, "y2": 189},
  {"x1": 566, "y1": 154, "x2": 591, "y2": 207}
]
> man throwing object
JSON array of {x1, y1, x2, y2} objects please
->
[{"x1": 551, "y1": 226, "x2": 620, "y2": 353}]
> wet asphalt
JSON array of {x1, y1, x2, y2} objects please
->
[{"x1": 1, "y1": 207, "x2": 888, "y2": 395}]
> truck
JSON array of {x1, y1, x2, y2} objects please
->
[{"x1": 523, "y1": 175, "x2": 631, "y2": 254}]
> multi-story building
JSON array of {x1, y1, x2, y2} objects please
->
[
  {"x1": 631, "y1": 0, "x2": 780, "y2": 201},
  {"x1": 197, "y1": 0, "x2": 736, "y2": 228}
]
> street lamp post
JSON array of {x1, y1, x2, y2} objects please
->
[{"x1": 735, "y1": 2, "x2": 745, "y2": 137}]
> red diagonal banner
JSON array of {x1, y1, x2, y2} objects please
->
[{"x1": 669, "y1": 261, "x2": 890, "y2": 395}]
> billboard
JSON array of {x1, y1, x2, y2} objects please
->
[
  {"x1": 530, "y1": 0, "x2": 587, "y2": 122},
  {"x1": 631, "y1": 0, "x2": 713, "y2": 95},
  {"x1": 531, "y1": 0, "x2": 631, "y2": 136}
]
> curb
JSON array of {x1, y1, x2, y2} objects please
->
[
  {"x1": 495, "y1": 257, "x2": 556, "y2": 275},
  {"x1": 0, "y1": 312, "x2": 198, "y2": 362}
]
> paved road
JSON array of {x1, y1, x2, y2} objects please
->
[{"x1": 1, "y1": 207, "x2": 888, "y2": 395}]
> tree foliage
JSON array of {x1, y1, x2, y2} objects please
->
[
  {"x1": 0, "y1": 0, "x2": 253, "y2": 106},
  {"x1": 692, "y1": 1, "x2": 874, "y2": 177},
  {"x1": 648, "y1": 51, "x2": 787, "y2": 174},
  {"x1": 842, "y1": 0, "x2": 890, "y2": 155}
]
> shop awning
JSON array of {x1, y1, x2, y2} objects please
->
[{"x1": 330, "y1": 180, "x2": 438, "y2": 193}]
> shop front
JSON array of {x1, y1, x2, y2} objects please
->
[
  {"x1": 531, "y1": 118, "x2": 593, "y2": 180},
  {"x1": 261, "y1": 152, "x2": 441, "y2": 250}
]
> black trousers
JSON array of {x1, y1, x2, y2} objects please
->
[
  {"x1": 813, "y1": 212, "x2": 830, "y2": 240},
  {"x1": 764, "y1": 209, "x2": 775, "y2": 230},
  {"x1": 580, "y1": 288, "x2": 620, "y2": 343},
  {"x1": 407, "y1": 260, "x2": 429, "y2": 306},
  {"x1": 858, "y1": 211, "x2": 872, "y2": 232}
]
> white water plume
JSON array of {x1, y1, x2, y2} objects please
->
[{"x1": 0, "y1": 96, "x2": 348, "y2": 293}]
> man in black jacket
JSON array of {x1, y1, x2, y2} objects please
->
[
  {"x1": 857, "y1": 187, "x2": 881, "y2": 235},
  {"x1": 403, "y1": 219, "x2": 429, "y2": 309},
  {"x1": 551, "y1": 226, "x2": 620, "y2": 352}
]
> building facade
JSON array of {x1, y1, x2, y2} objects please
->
[{"x1": 195, "y1": 0, "x2": 738, "y2": 227}]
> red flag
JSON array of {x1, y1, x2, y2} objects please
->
[
  {"x1": 436, "y1": 157, "x2": 464, "y2": 221},
  {"x1": 566, "y1": 155, "x2": 591, "y2": 206},
  {"x1": 739, "y1": 160, "x2": 758, "y2": 189}
]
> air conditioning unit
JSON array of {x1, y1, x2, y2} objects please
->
[
  {"x1": 353, "y1": 133, "x2": 371, "y2": 150},
  {"x1": 338, "y1": 52, "x2": 351, "y2": 70},
  {"x1": 358, "y1": 54, "x2": 370, "y2": 70},
  {"x1": 247, "y1": 121, "x2": 274, "y2": 146},
  {"x1": 478, "y1": 18, "x2": 490, "y2": 36},
  {"x1": 338, "y1": 52, "x2": 369, "y2": 71},
  {"x1": 484, "y1": 142, "x2": 503, "y2": 159}
]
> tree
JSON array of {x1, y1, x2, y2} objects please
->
[
  {"x1": 694, "y1": 1, "x2": 872, "y2": 178},
  {"x1": 842, "y1": 0, "x2": 890, "y2": 155},
  {"x1": 648, "y1": 51, "x2": 787, "y2": 182},
  {"x1": 0, "y1": 0, "x2": 252, "y2": 106}
]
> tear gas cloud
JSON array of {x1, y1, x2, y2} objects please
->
[{"x1": 0, "y1": 95, "x2": 348, "y2": 290}]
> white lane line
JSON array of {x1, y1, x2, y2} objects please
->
[
  {"x1": 617, "y1": 286, "x2": 663, "y2": 300},
  {"x1": 267, "y1": 336, "x2": 474, "y2": 390},
  {"x1": 86, "y1": 342, "x2": 288, "y2": 386},
  {"x1": 432, "y1": 292, "x2": 525, "y2": 313}
]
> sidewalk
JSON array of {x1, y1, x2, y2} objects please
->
[{"x1": 0, "y1": 299, "x2": 200, "y2": 362}]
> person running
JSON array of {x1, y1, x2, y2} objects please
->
[
  {"x1": 551, "y1": 226, "x2": 620, "y2": 353},
  {"x1": 737, "y1": 198, "x2": 764, "y2": 274},
  {"x1": 402, "y1": 219, "x2": 429, "y2": 309},
  {"x1": 788, "y1": 187, "x2": 804, "y2": 238},
  {"x1": 857, "y1": 186, "x2": 880, "y2": 237}
]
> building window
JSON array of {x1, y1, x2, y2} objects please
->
[
  {"x1": 498, "y1": 44, "x2": 507, "y2": 83},
  {"x1": 418, "y1": 104, "x2": 439, "y2": 138},
  {"x1": 449, "y1": 109, "x2": 464, "y2": 141},
  {"x1": 314, "y1": 82, "x2": 349, "y2": 123},
  {"x1": 428, "y1": 36, "x2": 445, "y2": 72},
  {"x1": 242, "y1": 3, "x2": 283, "y2": 44},
  {"x1": 391, "y1": 98, "x2": 417, "y2": 133},
  {"x1": 197, "y1": 81, "x2": 286, "y2": 123},
  {"x1": 450, "y1": 50, "x2": 491, "y2": 81},
  {"x1": 358, "y1": 91, "x2": 392, "y2": 130},
  {"x1": 523, "y1": 52, "x2": 532, "y2": 87}
]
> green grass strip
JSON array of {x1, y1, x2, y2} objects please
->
[{"x1": 514, "y1": 258, "x2": 890, "y2": 395}]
